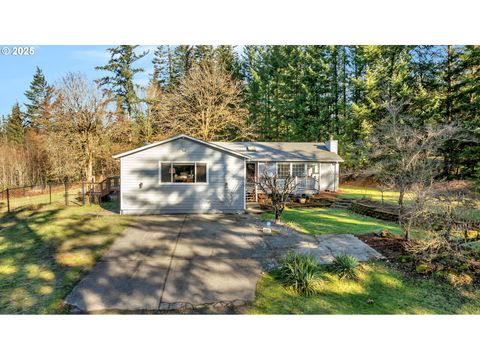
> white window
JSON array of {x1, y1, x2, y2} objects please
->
[
  {"x1": 292, "y1": 163, "x2": 305, "y2": 177},
  {"x1": 159, "y1": 162, "x2": 208, "y2": 183},
  {"x1": 277, "y1": 163, "x2": 290, "y2": 179},
  {"x1": 307, "y1": 163, "x2": 318, "y2": 176}
]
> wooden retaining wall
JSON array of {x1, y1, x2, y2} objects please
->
[{"x1": 349, "y1": 201, "x2": 399, "y2": 222}]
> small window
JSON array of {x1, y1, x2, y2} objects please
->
[
  {"x1": 196, "y1": 163, "x2": 207, "y2": 183},
  {"x1": 292, "y1": 163, "x2": 305, "y2": 177},
  {"x1": 277, "y1": 163, "x2": 290, "y2": 179},
  {"x1": 161, "y1": 162, "x2": 172, "y2": 183}
]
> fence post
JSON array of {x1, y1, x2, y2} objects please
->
[
  {"x1": 82, "y1": 182, "x2": 86, "y2": 205},
  {"x1": 64, "y1": 182, "x2": 68, "y2": 206},
  {"x1": 91, "y1": 178, "x2": 95, "y2": 204},
  {"x1": 49, "y1": 184, "x2": 52, "y2": 205},
  {"x1": 118, "y1": 178, "x2": 121, "y2": 212},
  {"x1": 6, "y1": 188, "x2": 10, "y2": 213}
]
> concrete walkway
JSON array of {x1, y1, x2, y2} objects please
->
[
  {"x1": 296, "y1": 234, "x2": 384, "y2": 263},
  {"x1": 263, "y1": 222, "x2": 384, "y2": 264},
  {"x1": 65, "y1": 214, "x2": 269, "y2": 313}
]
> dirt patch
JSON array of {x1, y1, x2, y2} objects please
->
[
  {"x1": 357, "y1": 233, "x2": 407, "y2": 260},
  {"x1": 340, "y1": 176, "x2": 378, "y2": 187}
]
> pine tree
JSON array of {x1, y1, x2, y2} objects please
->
[
  {"x1": 172, "y1": 45, "x2": 195, "y2": 79},
  {"x1": 6, "y1": 103, "x2": 25, "y2": 143},
  {"x1": 95, "y1": 45, "x2": 148, "y2": 117},
  {"x1": 441, "y1": 45, "x2": 480, "y2": 178},
  {"x1": 214, "y1": 45, "x2": 241, "y2": 79},
  {"x1": 152, "y1": 46, "x2": 174, "y2": 90},
  {"x1": 24, "y1": 66, "x2": 54, "y2": 128},
  {"x1": 193, "y1": 45, "x2": 215, "y2": 66}
]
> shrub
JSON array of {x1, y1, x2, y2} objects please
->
[
  {"x1": 332, "y1": 255, "x2": 359, "y2": 280},
  {"x1": 279, "y1": 252, "x2": 321, "y2": 295}
]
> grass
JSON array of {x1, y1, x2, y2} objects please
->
[
  {"x1": 0, "y1": 188, "x2": 77, "y2": 212},
  {"x1": 339, "y1": 185, "x2": 400, "y2": 203},
  {"x1": 0, "y1": 201, "x2": 131, "y2": 314},
  {"x1": 262, "y1": 207, "x2": 401, "y2": 235},
  {"x1": 248, "y1": 261, "x2": 480, "y2": 314},
  {"x1": 339, "y1": 184, "x2": 480, "y2": 221}
]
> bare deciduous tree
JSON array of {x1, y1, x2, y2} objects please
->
[
  {"x1": 49, "y1": 72, "x2": 108, "y2": 182},
  {"x1": 256, "y1": 170, "x2": 297, "y2": 222},
  {"x1": 403, "y1": 183, "x2": 479, "y2": 260},
  {"x1": 369, "y1": 102, "x2": 455, "y2": 238},
  {"x1": 155, "y1": 64, "x2": 252, "y2": 141}
]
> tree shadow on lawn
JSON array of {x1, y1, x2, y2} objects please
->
[
  {"x1": 0, "y1": 204, "x2": 130, "y2": 314},
  {"x1": 250, "y1": 262, "x2": 480, "y2": 314}
]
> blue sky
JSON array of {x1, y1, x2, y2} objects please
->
[{"x1": 0, "y1": 45, "x2": 157, "y2": 117}]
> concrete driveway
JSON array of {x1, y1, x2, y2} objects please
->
[{"x1": 65, "y1": 214, "x2": 269, "y2": 313}]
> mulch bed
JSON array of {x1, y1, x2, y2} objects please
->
[{"x1": 357, "y1": 233, "x2": 407, "y2": 260}]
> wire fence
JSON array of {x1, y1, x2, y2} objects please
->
[{"x1": 0, "y1": 176, "x2": 120, "y2": 214}]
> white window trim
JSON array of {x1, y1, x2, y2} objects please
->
[
  {"x1": 276, "y1": 162, "x2": 291, "y2": 179},
  {"x1": 158, "y1": 161, "x2": 209, "y2": 185},
  {"x1": 276, "y1": 162, "x2": 309, "y2": 178}
]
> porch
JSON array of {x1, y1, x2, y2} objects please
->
[{"x1": 245, "y1": 161, "x2": 338, "y2": 202}]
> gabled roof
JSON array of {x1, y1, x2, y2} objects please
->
[
  {"x1": 112, "y1": 134, "x2": 251, "y2": 159},
  {"x1": 212, "y1": 141, "x2": 344, "y2": 162}
]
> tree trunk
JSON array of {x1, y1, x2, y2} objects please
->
[
  {"x1": 85, "y1": 145, "x2": 94, "y2": 182},
  {"x1": 446, "y1": 45, "x2": 453, "y2": 124},
  {"x1": 398, "y1": 187, "x2": 408, "y2": 240}
]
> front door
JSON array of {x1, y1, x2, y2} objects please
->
[{"x1": 246, "y1": 162, "x2": 256, "y2": 183}]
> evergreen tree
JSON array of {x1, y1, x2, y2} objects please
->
[
  {"x1": 441, "y1": 45, "x2": 480, "y2": 178},
  {"x1": 152, "y1": 46, "x2": 174, "y2": 90},
  {"x1": 193, "y1": 45, "x2": 215, "y2": 66},
  {"x1": 24, "y1": 66, "x2": 54, "y2": 128},
  {"x1": 214, "y1": 45, "x2": 241, "y2": 80},
  {"x1": 95, "y1": 45, "x2": 148, "y2": 117},
  {"x1": 6, "y1": 103, "x2": 25, "y2": 143},
  {"x1": 172, "y1": 45, "x2": 195, "y2": 79}
]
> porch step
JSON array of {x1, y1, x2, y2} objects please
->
[
  {"x1": 246, "y1": 202, "x2": 266, "y2": 214},
  {"x1": 246, "y1": 191, "x2": 256, "y2": 202}
]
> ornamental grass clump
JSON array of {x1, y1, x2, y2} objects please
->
[
  {"x1": 332, "y1": 254, "x2": 360, "y2": 280},
  {"x1": 279, "y1": 252, "x2": 321, "y2": 295}
]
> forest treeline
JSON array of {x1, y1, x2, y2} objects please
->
[{"x1": 0, "y1": 45, "x2": 478, "y2": 188}]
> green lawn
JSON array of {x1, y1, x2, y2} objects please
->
[
  {"x1": 339, "y1": 184, "x2": 480, "y2": 221},
  {"x1": 255, "y1": 206, "x2": 480, "y2": 314},
  {"x1": 248, "y1": 261, "x2": 480, "y2": 314},
  {"x1": 0, "y1": 186, "x2": 82, "y2": 212},
  {"x1": 262, "y1": 207, "x2": 401, "y2": 235},
  {"x1": 0, "y1": 202, "x2": 131, "y2": 314},
  {"x1": 339, "y1": 185, "x2": 400, "y2": 203}
]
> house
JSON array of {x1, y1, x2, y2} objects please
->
[{"x1": 113, "y1": 134, "x2": 344, "y2": 214}]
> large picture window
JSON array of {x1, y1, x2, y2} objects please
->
[{"x1": 160, "y1": 162, "x2": 208, "y2": 183}]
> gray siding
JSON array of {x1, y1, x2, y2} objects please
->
[
  {"x1": 319, "y1": 163, "x2": 337, "y2": 191},
  {"x1": 120, "y1": 138, "x2": 245, "y2": 214}
]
